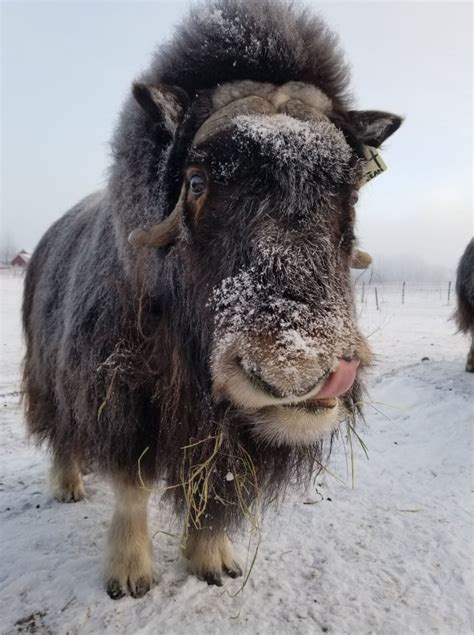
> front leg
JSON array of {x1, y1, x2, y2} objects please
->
[
  {"x1": 183, "y1": 527, "x2": 242, "y2": 586},
  {"x1": 105, "y1": 475, "x2": 154, "y2": 599},
  {"x1": 50, "y1": 451, "x2": 86, "y2": 502}
]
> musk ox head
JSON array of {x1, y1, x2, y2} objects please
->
[{"x1": 129, "y1": 80, "x2": 401, "y2": 446}]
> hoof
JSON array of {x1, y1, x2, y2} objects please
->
[
  {"x1": 106, "y1": 574, "x2": 153, "y2": 600},
  {"x1": 184, "y1": 531, "x2": 242, "y2": 587},
  {"x1": 224, "y1": 562, "x2": 243, "y2": 579},
  {"x1": 199, "y1": 562, "x2": 242, "y2": 586},
  {"x1": 105, "y1": 552, "x2": 154, "y2": 600},
  {"x1": 202, "y1": 571, "x2": 223, "y2": 586},
  {"x1": 53, "y1": 481, "x2": 86, "y2": 503},
  {"x1": 106, "y1": 578, "x2": 126, "y2": 600},
  {"x1": 130, "y1": 576, "x2": 152, "y2": 598}
]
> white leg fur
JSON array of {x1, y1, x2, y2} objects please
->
[
  {"x1": 183, "y1": 529, "x2": 242, "y2": 586},
  {"x1": 105, "y1": 478, "x2": 154, "y2": 599},
  {"x1": 50, "y1": 453, "x2": 86, "y2": 502}
]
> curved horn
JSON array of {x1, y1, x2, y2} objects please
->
[
  {"x1": 193, "y1": 95, "x2": 275, "y2": 145},
  {"x1": 351, "y1": 249, "x2": 373, "y2": 269},
  {"x1": 128, "y1": 189, "x2": 185, "y2": 248}
]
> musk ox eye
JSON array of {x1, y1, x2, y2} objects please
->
[{"x1": 189, "y1": 173, "x2": 206, "y2": 196}]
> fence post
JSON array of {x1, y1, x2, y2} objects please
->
[
  {"x1": 447, "y1": 281, "x2": 451, "y2": 306},
  {"x1": 361, "y1": 282, "x2": 365, "y2": 304},
  {"x1": 375, "y1": 287, "x2": 379, "y2": 311},
  {"x1": 402, "y1": 281, "x2": 406, "y2": 305}
]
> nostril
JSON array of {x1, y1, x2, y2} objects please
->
[
  {"x1": 238, "y1": 359, "x2": 286, "y2": 399},
  {"x1": 238, "y1": 358, "x2": 321, "y2": 400}
]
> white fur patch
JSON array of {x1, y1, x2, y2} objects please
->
[
  {"x1": 50, "y1": 455, "x2": 86, "y2": 502},
  {"x1": 149, "y1": 87, "x2": 182, "y2": 133},
  {"x1": 249, "y1": 403, "x2": 341, "y2": 446},
  {"x1": 105, "y1": 480, "x2": 154, "y2": 596},
  {"x1": 183, "y1": 530, "x2": 240, "y2": 578}
]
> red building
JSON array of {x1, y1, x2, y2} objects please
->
[{"x1": 10, "y1": 250, "x2": 31, "y2": 267}]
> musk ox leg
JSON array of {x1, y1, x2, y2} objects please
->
[
  {"x1": 466, "y1": 329, "x2": 474, "y2": 372},
  {"x1": 50, "y1": 452, "x2": 86, "y2": 502},
  {"x1": 183, "y1": 528, "x2": 242, "y2": 586},
  {"x1": 105, "y1": 476, "x2": 154, "y2": 599}
]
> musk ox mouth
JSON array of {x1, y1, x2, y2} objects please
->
[
  {"x1": 235, "y1": 357, "x2": 360, "y2": 407},
  {"x1": 213, "y1": 353, "x2": 360, "y2": 445},
  {"x1": 250, "y1": 362, "x2": 360, "y2": 447},
  {"x1": 282, "y1": 397, "x2": 338, "y2": 412}
]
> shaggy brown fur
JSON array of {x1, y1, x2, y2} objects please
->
[{"x1": 22, "y1": 0, "x2": 402, "y2": 596}]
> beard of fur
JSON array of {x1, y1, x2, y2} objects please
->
[{"x1": 148, "y1": 308, "x2": 363, "y2": 534}]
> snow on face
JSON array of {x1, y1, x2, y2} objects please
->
[
  {"x1": 198, "y1": 113, "x2": 357, "y2": 191},
  {"x1": 233, "y1": 114, "x2": 353, "y2": 181},
  {"x1": 210, "y1": 244, "x2": 356, "y2": 398},
  {"x1": 201, "y1": 114, "x2": 359, "y2": 397}
]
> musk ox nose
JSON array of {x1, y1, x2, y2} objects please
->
[
  {"x1": 240, "y1": 359, "x2": 320, "y2": 399},
  {"x1": 239, "y1": 357, "x2": 359, "y2": 403}
]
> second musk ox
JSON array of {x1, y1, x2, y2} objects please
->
[
  {"x1": 22, "y1": 0, "x2": 402, "y2": 597},
  {"x1": 454, "y1": 238, "x2": 474, "y2": 372}
]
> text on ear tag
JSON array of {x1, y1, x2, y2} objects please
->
[{"x1": 360, "y1": 145, "x2": 387, "y2": 184}]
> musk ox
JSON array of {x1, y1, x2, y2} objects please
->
[
  {"x1": 454, "y1": 238, "x2": 474, "y2": 372},
  {"x1": 22, "y1": 0, "x2": 402, "y2": 598}
]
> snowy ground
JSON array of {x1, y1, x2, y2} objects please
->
[{"x1": 1, "y1": 271, "x2": 472, "y2": 635}]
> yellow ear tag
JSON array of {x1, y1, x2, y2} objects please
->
[{"x1": 360, "y1": 145, "x2": 387, "y2": 185}]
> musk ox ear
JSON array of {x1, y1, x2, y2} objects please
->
[
  {"x1": 132, "y1": 82, "x2": 189, "y2": 134},
  {"x1": 347, "y1": 110, "x2": 403, "y2": 147}
]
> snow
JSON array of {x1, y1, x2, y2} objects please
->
[
  {"x1": 211, "y1": 245, "x2": 353, "y2": 398},
  {"x1": 1, "y1": 270, "x2": 472, "y2": 634},
  {"x1": 232, "y1": 115, "x2": 353, "y2": 184}
]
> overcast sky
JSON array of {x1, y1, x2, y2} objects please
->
[{"x1": 1, "y1": 1, "x2": 472, "y2": 272}]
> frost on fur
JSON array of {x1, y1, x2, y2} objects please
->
[{"x1": 22, "y1": 0, "x2": 400, "y2": 597}]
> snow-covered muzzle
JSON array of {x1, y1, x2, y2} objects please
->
[{"x1": 209, "y1": 256, "x2": 370, "y2": 446}]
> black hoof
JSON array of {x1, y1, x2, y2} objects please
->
[
  {"x1": 130, "y1": 577, "x2": 151, "y2": 598},
  {"x1": 202, "y1": 571, "x2": 223, "y2": 586},
  {"x1": 106, "y1": 579, "x2": 126, "y2": 600},
  {"x1": 224, "y1": 563, "x2": 243, "y2": 578}
]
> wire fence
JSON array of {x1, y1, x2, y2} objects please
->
[
  {"x1": 0, "y1": 266, "x2": 26, "y2": 278},
  {"x1": 354, "y1": 281, "x2": 453, "y2": 308},
  {"x1": 1, "y1": 267, "x2": 455, "y2": 307}
]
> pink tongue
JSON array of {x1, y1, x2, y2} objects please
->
[{"x1": 313, "y1": 359, "x2": 360, "y2": 400}]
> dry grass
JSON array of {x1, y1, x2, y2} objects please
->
[
  {"x1": 135, "y1": 402, "x2": 393, "y2": 594},
  {"x1": 136, "y1": 429, "x2": 264, "y2": 601},
  {"x1": 137, "y1": 432, "x2": 263, "y2": 570}
]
